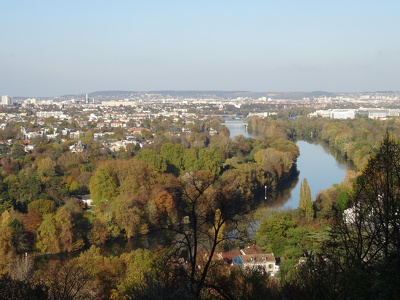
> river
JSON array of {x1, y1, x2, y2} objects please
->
[
  {"x1": 223, "y1": 120, "x2": 255, "y2": 139},
  {"x1": 224, "y1": 120, "x2": 351, "y2": 209},
  {"x1": 271, "y1": 141, "x2": 350, "y2": 209},
  {"x1": 101, "y1": 121, "x2": 351, "y2": 254}
]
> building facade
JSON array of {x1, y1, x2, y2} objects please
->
[{"x1": 1, "y1": 95, "x2": 13, "y2": 106}]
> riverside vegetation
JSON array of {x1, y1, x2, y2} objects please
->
[{"x1": 1, "y1": 113, "x2": 400, "y2": 299}]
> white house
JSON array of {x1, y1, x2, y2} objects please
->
[{"x1": 233, "y1": 253, "x2": 276, "y2": 274}]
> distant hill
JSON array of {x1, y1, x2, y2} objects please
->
[
  {"x1": 265, "y1": 91, "x2": 337, "y2": 99},
  {"x1": 85, "y1": 90, "x2": 337, "y2": 99},
  {"x1": 88, "y1": 91, "x2": 140, "y2": 98},
  {"x1": 147, "y1": 90, "x2": 263, "y2": 98}
]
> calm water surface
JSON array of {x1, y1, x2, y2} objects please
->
[
  {"x1": 225, "y1": 120, "x2": 351, "y2": 209},
  {"x1": 273, "y1": 141, "x2": 350, "y2": 209},
  {"x1": 225, "y1": 120, "x2": 256, "y2": 139}
]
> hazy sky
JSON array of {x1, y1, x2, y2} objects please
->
[{"x1": 1, "y1": 1, "x2": 400, "y2": 96}]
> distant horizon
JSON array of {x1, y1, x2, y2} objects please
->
[{"x1": 7, "y1": 89, "x2": 400, "y2": 99}]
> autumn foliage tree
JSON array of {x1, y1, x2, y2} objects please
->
[
  {"x1": 36, "y1": 206, "x2": 84, "y2": 253},
  {"x1": 88, "y1": 159, "x2": 158, "y2": 240}
]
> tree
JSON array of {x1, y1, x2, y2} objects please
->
[
  {"x1": 299, "y1": 178, "x2": 313, "y2": 220},
  {"x1": 18, "y1": 170, "x2": 43, "y2": 205},
  {"x1": 151, "y1": 190, "x2": 177, "y2": 226},
  {"x1": 336, "y1": 133, "x2": 400, "y2": 267},
  {"x1": 163, "y1": 170, "x2": 249, "y2": 298},
  {"x1": 11, "y1": 143, "x2": 26, "y2": 159},
  {"x1": 0, "y1": 274, "x2": 47, "y2": 300},
  {"x1": 254, "y1": 210, "x2": 297, "y2": 256},
  {"x1": 197, "y1": 148, "x2": 224, "y2": 175},
  {"x1": 254, "y1": 147, "x2": 297, "y2": 180},
  {"x1": 36, "y1": 157, "x2": 56, "y2": 180},
  {"x1": 10, "y1": 254, "x2": 34, "y2": 282},
  {"x1": 160, "y1": 143, "x2": 185, "y2": 175},
  {"x1": 313, "y1": 188, "x2": 337, "y2": 219},
  {"x1": 118, "y1": 248, "x2": 155, "y2": 295},
  {"x1": 36, "y1": 206, "x2": 84, "y2": 254},
  {"x1": 317, "y1": 133, "x2": 400, "y2": 298},
  {"x1": 28, "y1": 199, "x2": 55, "y2": 216},
  {"x1": 89, "y1": 163, "x2": 118, "y2": 205},
  {"x1": 113, "y1": 194, "x2": 149, "y2": 238},
  {"x1": 0, "y1": 210, "x2": 15, "y2": 275},
  {"x1": 40, "y1": 258, "x2": 92, "y2": 300},
  {"x1": 136, "y1": 149, "x2": 167, "y2": 173},
  {"x1": 183, "y1": 148, "x2": 200, "y2": 171}
]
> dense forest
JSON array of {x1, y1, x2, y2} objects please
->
[
  {"x1": 0, "y1": 117, "x2": 299, "y2": 298},
  {"x1": 1, "y1": 114, "x2": 400, "y2": 299}
]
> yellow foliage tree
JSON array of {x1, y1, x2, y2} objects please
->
[
  {"x1": 0, "y1": 211, "x2": 14, "y2": 275},
  {"x1": 36, "y1": 206, "x2": 84, "y2": 254}
]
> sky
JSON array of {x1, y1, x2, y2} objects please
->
[{"x1": 1, "y1": 0, "x2": 400, "y2": 97}]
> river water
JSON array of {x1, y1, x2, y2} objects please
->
[
  {"x1": 225, "y1": 120, "x2": 351, "y2": 209},
  {"x1": 101, "y1": 120, "x2": 351, "y2": 254},
  {"x1": 224, "y1": 120, "x2": 255, "y2": 139},
  {"x1": 272, "y1": 141, "x2": 350, "y2": 209}
]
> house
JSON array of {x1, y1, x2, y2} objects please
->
[
  {"x1": 81, "y1": 195, "x2": 94, "y2": 208},
  {"x1": 209, "y1": 128, "x2": 218, "y2": 136},
  {"x1": 24, "y1": 144, "x2": 36, "y2": 153},
  {"x1": 69, "y1": 140, "x2": 86, "y2": 153},
  {"x1": 23, "y1": 131, "x2": 44, "y2": 140},
  {"x1": 94, "y1": 132, "x2": 105, "y2": 140},
  {"x1": 216, "y1": 245, "x2": 278, "y2": 275},
  {"x1": 217, "y1": 250, "x2": 242, "y2": 265},
  {"x1": 69, "y1": 131, "x2": 81, "y2": 140},
  {"x1": 61, "y1": 128, "x2": 70, "y2": 136},
  {"x1": 109, "y1": 140, "x2": 126, "y2": 152},
  {"x1": 110, "y1": 121, "x2": 126, "y2": 128},
  {"x1": 73, "y1": 195, "x2": 94, "y2": 208},
  {"x1": 97, "y1": 122, "x2": 109, "y2": 128},
  {"x1": 128, "y1": 128, "x2": 147, "y2": 135},
  {"x1": 233, "y1": 253, "x2": 276, "y2": 274}
]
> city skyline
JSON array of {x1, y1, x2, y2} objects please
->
[{"x1": 2, "y1": 1, "x2": 400, "y2": 97}]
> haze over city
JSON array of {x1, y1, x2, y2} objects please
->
[{"x1": 2, "y1": 0, "x2": 400, "y2": 97}]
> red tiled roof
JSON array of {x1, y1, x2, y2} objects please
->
[{"x1": 220, "y1": 250, "x2": 241, "y2": 262}]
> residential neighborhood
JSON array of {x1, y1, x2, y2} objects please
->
[{"x1": 1, "y1": 91, "x2": 400, "y2": 159}]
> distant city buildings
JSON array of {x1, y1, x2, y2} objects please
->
[
  {"x1": 330, "y1": 109, "x2": 357, "y2": 119},
  {"x1": 0, "y1": 90, "x2": 399, "y2": 162},
  {"x1": 248, "y1": 112, "x2": 271, "y2": 117},
  {"x1": 308, "y1": 108, "x2": 400, "y2": 120},
  {"x1": 36, "y1": 111, "x2": 68, "y2": 118},
  {"x1": 101, "y1": 100, "x2": 137, "y2": 107},
  {"x1": 1, "y1": 95, "x2": 13, "y2": 106}
]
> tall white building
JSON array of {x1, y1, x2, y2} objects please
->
[
  {"x1": 1, "y1": 95, "x2": 13, "y2": 106},
  {"x1": 330, "y1": 109, "x2": 356, "y2": 119}
]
